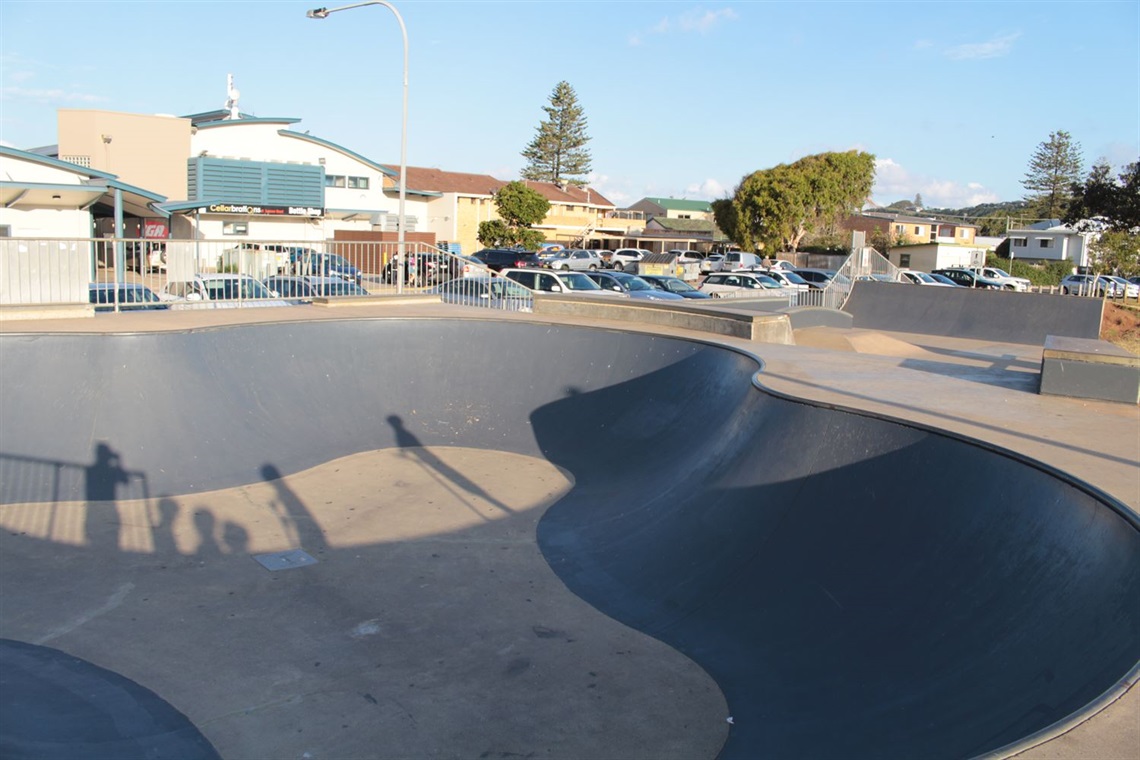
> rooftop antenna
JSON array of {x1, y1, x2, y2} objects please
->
[{"x1": 225, "y1": 74, "x2": 241, "y2": 120}]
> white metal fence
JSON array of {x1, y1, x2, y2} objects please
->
[{"x1": 0, "y1": 237, "x2": 512, "y2": 312}]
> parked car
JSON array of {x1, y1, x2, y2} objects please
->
[
  {"x1": 162, "y1": 274, "x2": 287, "y2": 306},
  {"x1": 767, "y1": 260, "x2": 798, "y2": 272},
  {"x1": 263, "y1": 275, "x2": 316, "y2": 299},
  {"x1": 603, "y1": 248, "x2": 649, "y2": 272},
  {"x1": 430, "y1": 276, "x2": 533, "y2": 311},
  {"x1": 968, "y1": 266, "x2": 1031, "y2": 291},
  {"x1": 759, "y1": 268, "x2": 811, "y2": 292},
  {"x1": 543, "y1": 249, "x2": 604, "y2": 271},
  {"x1": 928, "y1": 273, "x2": 962, "y2": 287},
  {"x1": 794, "y1": 268, "x2": 850, "y2": 290},
  {"x1": 124, "y1": 241, "x2": 167, "y2": 273},
  {"x1": 1059, "y1": 274, "x2": 1121, "y2": 297},
  {"x1": 698, "y1": 271, "x2": 785, "y2": 297},
  {"x1": 722, "y1": 251, "x2": 764, "y2": 270},
  {"x1": 88, "y1": 282, "x2": 168, "y2": 311},
  {"x1": 700, "y1": 254, "x2": 725, "y2": 274},
  {"x1": 1105, "y1": 275, "x2": 1139, "y2": 299},
  {"x1": 931, "y1": 268, "x2": 1005, "y2": 289},
  {"x1": 469, "y1": 248, "x2": 544, "y2": 273},
  {"x1": 501, "y1": 268, "x2": 616, "y2": 296},
  {"x1": 637, "y1": 274, "x2": 713, "y2": 299},
  {"x1": 667, "y1": 249, "x2": 705, "y2": 265},
  {"x1": 291, "y1": 249, "x2": 362, "y2": 284},
  {"x1": 898, "y1": 269, "x2": 954, "y2": 287},
  {"x1": 585, "y1": 271, "x2": 686, "y2": 300}
]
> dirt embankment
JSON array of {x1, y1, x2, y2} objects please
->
[{"x1": 1101, "y1": 302, "x2": 1140, "y2": 355}]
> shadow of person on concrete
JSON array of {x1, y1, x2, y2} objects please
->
[
  {"x1": 85, "y1": 441, "x2": 130, "y2": 548},
  {"x1": 386, "y1": 414, "x2": 515, "y2": 517},
  {"x1": 260, "y1": 463, "x2": 324, "y2": 553}
]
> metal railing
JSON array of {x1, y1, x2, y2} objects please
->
[{"x1": 0, "y1": 237, "x2": 504, "y2": 312}]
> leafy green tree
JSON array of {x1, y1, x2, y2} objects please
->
[
  {"x1": 476, "y1": 181, "x2": 551, "y2": 249},
  {"x1": 913, "y1": 193, "x2": 923, "y2": 209},
  {"x1": 521, "y1": 81, "x2": 592, "y2": 187},
  {"x1": 1090, "y1": 229, "x2": 1140, "y2": 275},
  {"x1": 1022, "y1": 130, "x2": 1083, "y2": 220},
  {"x1": 727, "y1": 151, "x2": 875, "y2": 253},
  {"x1": 1066, "y1": 159, "x2": 1140, "y2": 231}
]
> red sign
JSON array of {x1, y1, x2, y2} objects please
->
[{"x1": 143, "y1": 220, "x2": 169, "y2": 239}]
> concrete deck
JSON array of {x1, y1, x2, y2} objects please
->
[{"x1": 0, "y1": 300, "x2": 1136, "y2": 759}]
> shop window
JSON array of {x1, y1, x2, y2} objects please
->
[{"x1": 223, "y1": 222, "x2": 249, "y2": 236}]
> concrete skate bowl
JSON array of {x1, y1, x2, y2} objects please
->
[{"x1": 0, "y1": 318, "x2": 1137, "y2": 760}]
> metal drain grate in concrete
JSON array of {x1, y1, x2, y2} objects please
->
[{"x1": 253, "y1": 549, "x2": 318, "y2": 571}]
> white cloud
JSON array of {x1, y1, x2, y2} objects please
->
[
  {"x1": 944, "y1": 32, "x2": 1021, "y2": 61},
  {"x1": 873, "y1": 157, "x2": 1000, "y2": 208},
  {"x1": 685, "y1": 178, "x2": 728, "y2": 200},
  {"x1": 629, "y1": 6, "x2": 738, "y2": 46}
]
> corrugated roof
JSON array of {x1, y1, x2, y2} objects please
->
[{"x1": 648, "y1": 217, "x2": 715, "y2": 232}]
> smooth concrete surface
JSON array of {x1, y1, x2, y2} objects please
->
[
  {"x1": 0, "y1": 301, "x2": 1137, "y2": 760},
  {"x1": 843, "y1": 281, "x2": 1104, "y2": 343}
]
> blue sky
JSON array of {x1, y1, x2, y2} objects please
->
[{"x1": 2, "y1": 1, "x2": 1137, "y2": 209}]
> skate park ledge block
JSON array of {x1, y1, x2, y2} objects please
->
[
  {"x1": 533, "y1": 295, "x2": 794, "y2": 343},
  {"x1": 1040, "y1": 335, "x2": 1140, "y2": 404}
]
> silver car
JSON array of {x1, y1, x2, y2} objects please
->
[{"x1": 545, "y1": 249, "x2": 604, "y2": 271}]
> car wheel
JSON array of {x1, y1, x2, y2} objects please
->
[
  {"x1": 1004, "y1": 284, "x2": 1016, "y2": 290},
  {"x1": 589, "y1": 264, "x2": 597, "y2": 270},
  {"x1": 614, "y1": 262, "x2": 624, "y2": 271},
  {"x1": 561, "y1": 264, "x2": 570, "y2": 271}
]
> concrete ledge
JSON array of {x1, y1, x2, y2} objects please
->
[
  {"x1": 533, "y1": 295, "x2": 794, "y2": 343},
  {"x1": 1040, "y1": 335, "x2": 1140, "y2": 404},
  {"x1": 0, "y1": 303, "x2": 94, "y2": 321}
]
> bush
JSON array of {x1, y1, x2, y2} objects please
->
[{"x1": 985, "y1": 254, "x2": 1071, "y2": 286}]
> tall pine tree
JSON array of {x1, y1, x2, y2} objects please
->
[
  {"x1": 521, "y1": 81, "x2": 592, "y2": 187},
  {"x1": 1021, "y1": 130, "x2": 1083, "y2": 221}
]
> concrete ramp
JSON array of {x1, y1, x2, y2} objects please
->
[
  {"x1": 0, "y1": 320, "x2": 1136, "y2": 760},
  {"x1": 843, "y1": 281, "x2": 1104, "y2": 343}
]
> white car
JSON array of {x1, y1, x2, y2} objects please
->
[
  {"x1": 898, "y1": 269, "x2": 954, "y2": 287},
  {"x1": 970, "y1": 267, "x2": 1031, "y2": 292},
  {"x1": 1106, "y1": 275, "x2": 1139, "y2": 299},
  {"x1": 161, "y1": 273, "x2": 289, "y2": 307},
  {"x1": 500, "y1": 268, "x2": 623, "y2": 296},
  {"x1": 698, "y1": 271, "x2": 786, "y2": 297},
  {"x1": 602, "y1": 248, "x2": 648, "y2": 271},
  {"x1": 700, "y1": 254, "x2": 725, "y2": 274},
  {"x1": 759, "y1": 269, "x2": 812, "y2": 292}
]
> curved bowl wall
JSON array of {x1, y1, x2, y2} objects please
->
[{"x1": 1, "y1": 319, "x2": 1137, "y2": 759}]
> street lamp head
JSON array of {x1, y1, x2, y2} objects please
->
[{"x1": 306, "y1": 7, "x2": 330, "y2": 18}]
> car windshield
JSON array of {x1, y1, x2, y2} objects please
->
[
  {"x1": 914, "y1": 272, "x2": 937, "y2": 283},
  {"x1": 754, "y1": 275, "x2": 781, "y2": 288},
  {"x1": 562, "y1": 273, "x2": 601, "y2": 291},
  {"x1": 661, "y1": 279, "x2": 696, "y2": 293},
  {"x1": 621, "y1": 276, "x2": 653, "y2": 292},
  {"x1": 783, "y1": 272, "x2": 809, "y2": 285},
  {"x1": 989, "y1": 268, "x2": 1011, "y2": 278}
]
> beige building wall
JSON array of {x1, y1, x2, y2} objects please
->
[{"x1": 58, "y1": 110, "x2": 190, "y2": 201}]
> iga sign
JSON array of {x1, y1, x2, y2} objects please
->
[
  {"x1": 206, "y1": 203, "x2": 324, "y2": 217},
  {"x1": 143, "y1": 219, "x2": 169, "y2": 239}
]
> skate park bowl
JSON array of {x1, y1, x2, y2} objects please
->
[{"x1": 0, "y1": 318, "x2": 1137, "y2": 759}]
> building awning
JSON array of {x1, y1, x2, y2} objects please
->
[{"x1": 0, "y1": 181, "x2": 105, "y2": 210}]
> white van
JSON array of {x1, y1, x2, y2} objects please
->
[{"x1": 723, "y1": 251, "x2": 763, "y2": 270}]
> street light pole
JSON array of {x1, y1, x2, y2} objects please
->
[{"x1": 307, "y1": 2, "x2": 408, "y2": 293}]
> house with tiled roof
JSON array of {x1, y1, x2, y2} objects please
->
[{"x1": 381, "y1": 167, "x2": 616, "y2": 255}]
